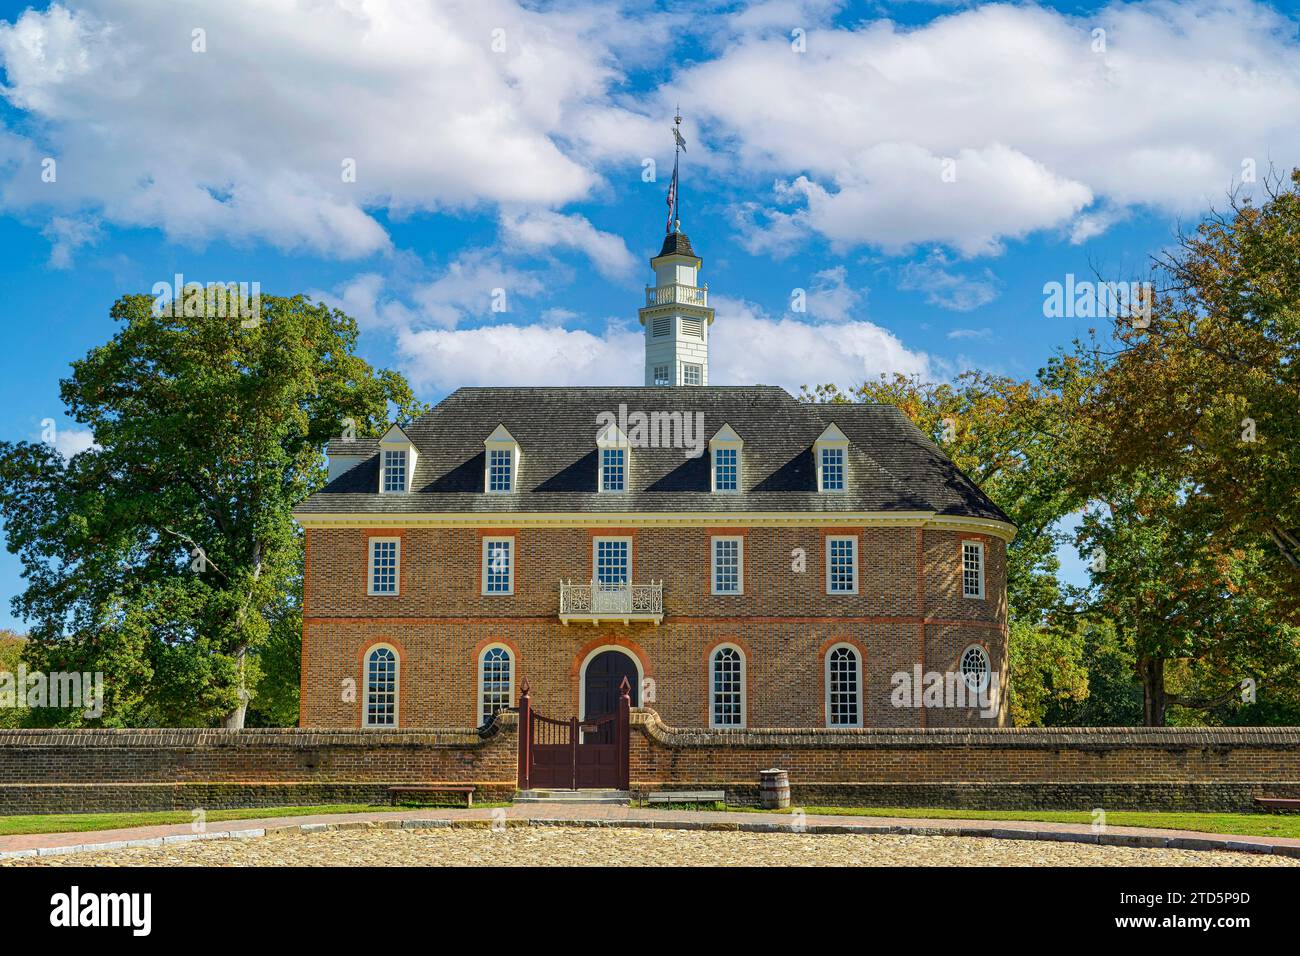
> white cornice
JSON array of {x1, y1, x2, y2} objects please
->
[{"x1": 293, "y1": 510, "x2": 1017, "y2": 541}]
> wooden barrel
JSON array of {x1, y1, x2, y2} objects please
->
[{"x1": 759, "y1": 768, "x2": 790, "y2": 809}]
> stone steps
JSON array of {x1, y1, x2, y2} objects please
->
[{"x1": 515, "y1": 789, "x2": 631, "y2": 806}]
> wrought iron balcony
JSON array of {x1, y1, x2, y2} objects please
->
[
  {"x1": 644, "y1": 283, "x2": 708, "y2": 308},
  {"x1": 559, "y1": 579, "x2": 664, "y2": 625}
]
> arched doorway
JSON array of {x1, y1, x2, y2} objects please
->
[{"x1": 581, "y1": 648, "x2": 640, "y2": 720}]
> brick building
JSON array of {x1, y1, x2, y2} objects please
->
[{"x1": 294, "y1": 223, "x2": 1015, "y2": 735}]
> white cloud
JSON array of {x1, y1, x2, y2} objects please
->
[
  {"x1": 500, "y1": 210, "x2": 636, "y2": 281},
  {"x1": 946, "y1": 328, "x2": 992, "y2": 341},
  {"x1": 674, "y1": 0, "x2": 1300, "y2": 254},
  {"x1": 45, "y1": 425, "x2": 96, "y2": 460},
  {"x1": 0, "y1": 0, "x2": 625, "y2": 256},
  {"x1": 801, "y1": 265, "x2": 867, "y2": 323},
  {"x1": 898, "y1": 252, "x2": 1000, "y2": 312},
  {"x1": 41, "y1": 214, "x2": 99, "y2": 268}
]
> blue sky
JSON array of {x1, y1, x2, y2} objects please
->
[{"x1": 1, "y1": 0, "x2": 1298, "y2": 631}]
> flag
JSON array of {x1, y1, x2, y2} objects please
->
[{"x1": 665, "y1": 152, "x2": 679, "y2": 234}]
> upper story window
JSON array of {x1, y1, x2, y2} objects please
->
[
  {"x1": 382, "y1": 450, "x2": 408, "y2": 492},
  {"x1": 962, "y1": 541, "x2": 985, "y2": 599},
  {"x1": 710, "y1": 645, "x2": 745, "y2": 728},
  {"x1": 653, "y1": 364, "x2": 670, "y2": 386},
  {"x1": 479, "y1": 645, "x2": 513, "y2": 726},
  {"x1": 714, "y1": 448, "x2": 738, "y2": 492},
  {"x1": 813, "y1": 423, "x2": 849, "y2": 493},
  {"x1": 709, "y1": 423, "x2": 743, "y2": 494},
  {"x1": 364, "y1": 645, "x2": 398, "y2": 727},
  {"x1": 820, "y1": 448, "x2": 845, "y2": 491},
  {"x1": 825, "y1": 535, "x2": 858, "y2": 594},
  {"x1": 600, "y1": 448, "x2": 626, "y2": 492},
  {"x1": 482, "y1": 537, "x2": 514, "y2": 595},
  {"x1": 483, "y1": 425, "x2": 520, "y2": 494},
  {"x1": 593, "y1": 537, "x2": 631, "y2": 586},
  {"x1": 377, "y1": 424, "x2": 416, "y2": 494},
  {"x1": 711, "y1": 536, "x2": 743, "y2": 595},
  {"x1": 825, "y1": 644, "x2": 862, "y2": 727},
  {"x1": 682, "y1": 363, "x2": 702, "y2": 386},
  {"x1": 368, "y1": 537, "x2": 400, "y2": 596},
  {"x1": 487, "y1": 448, "x2": 513, "y2": 493}
]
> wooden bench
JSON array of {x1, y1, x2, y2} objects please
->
[
  {"x1": 1254, "y1": 797, "x2": 1300, "y2": 813},
  {"x1": 647, "y1": 790, "x2": 725, "y2": 806},
  {"x1": 387, "y1": 785, "x2": 475, "y2": 808}
]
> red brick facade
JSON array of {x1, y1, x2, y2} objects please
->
[{"x1": 299, "y1": 521, "x2": 1009, "y2": 730}]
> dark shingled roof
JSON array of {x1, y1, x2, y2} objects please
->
[
  {"x1": 297, "y1": 386, "x2": 1012, "y2": 524},
  {"x1": 656, "y1": 231, "x2": 697, "y2": 259}
]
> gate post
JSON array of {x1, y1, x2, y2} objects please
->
[
  {"x1": 617, "y1": 676, "x2": 631, "y2": 791},
  {"x1": 517, "y1": 678, "x2": 532, "y2": 791}
]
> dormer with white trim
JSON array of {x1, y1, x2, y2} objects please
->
[
  {"x1": 709, "y1": 423, "x2": 743, "y2": 493},
  {"x1": 596, "y1": 421, "x2": 630, "y2": 492},
  {"x1": 483, "y1": 424, "x2": 520, "y2": 494},
  {"x1": 378, "y1": 425, "x2": 417, "y2": 494},
  {"x1": 814, "y1": 423, "x2": 849, "y2": 493}
]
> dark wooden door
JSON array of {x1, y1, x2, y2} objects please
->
[{"x1": 583, "y1": 651, "x2": 639, "y2": 729}]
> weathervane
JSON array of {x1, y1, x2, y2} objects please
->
[{"x1": 666, "y1": 106, "x2": 685, "y2": 234}]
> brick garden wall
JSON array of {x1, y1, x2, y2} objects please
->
[{"x1": 4, "y1": 713, "x2": 1296, "y2": 814}]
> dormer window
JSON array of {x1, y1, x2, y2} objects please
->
[
  {"x1": 377, "y1": 424, "x2": 417, "y2": 494},
  {"x1": 709, "y1": 424, "x2": 743, "y2": 494},
  {"x1": 814, "y1": 423, "x2": 849, "y2": 493},
  {"x1": 596, "y1": 421, "x2": 630, "y2": 493},
  {"x1": 483, "y1": 424, "x2": 520, "y2": 494},
  {"x1": 601, "y1": 448, "x2": 626, "y2": 492},
  {"x1": 382, "y1": 450, "x2": 408, "y2": 492}
]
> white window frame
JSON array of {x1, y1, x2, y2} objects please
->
[
  {"x1": 481, "y1": 536, "x2": 515, "y2": 596},
  {"x1": 682, "y1": 363, "x2": 702, "y2": 386},
  {"x1": 367, "y1": 536, "x2": 401, "y2": 596},
  {"x1": 960, "y1": 644, "x2": 991, "y2": 694},
  {"x1": 653, "y1": 363, "x2": 670, "y2": 386},
  {"x1": 599, "y1": 447, "x2": 627, "y2": 493},
  {"x1": 381, "y1": 449, "x2": 408, "y2": 493},
  {"x1": 962, "y1": 540, "x2": 986, "y2": 599},
  {"x1": 824, "y1": 642, "x2": 863, "y2": 728},
  {"x1": 824, "y1": 534, "x2": 858, "y2": 595},
  {"x1": 477, "y1": 643, "x2": 514, "y2": 726},
  {"x1": 709, "y1": 643, "x2": 747, "y2": 729},
  {"x1": 363, "y1": 643, "x2": 399, "y2": 728},
  {"x1": 710, "y1": 535, "x2": 744, "y2": 595},
  {"x1": 592, "y1": 536, "x2": 632, "y2": 586},
  {"x1": 712, "y1": 446, "x2": 740, "y2": 493},
  {"x1": 483, "y1": 426, "x2": 520, "y2": 494},
  {"x1": 819, "y1": 446, "x2": 846, "y2": 492},
  {"x1": 486, "y1": 447, "x2": 514, "y2": 494}
]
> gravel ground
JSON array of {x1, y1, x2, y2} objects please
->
[{"x1": 6, "y1": 826, "x2": 1297, "y2": 867}]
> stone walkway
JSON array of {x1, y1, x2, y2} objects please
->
[{"x1": 3, "y1": 804, "x2": 1299, "y2": 865}]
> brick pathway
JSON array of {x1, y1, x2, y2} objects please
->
[{"x1": 3, "y1": 804, "x2": 1299, "y2": 861}]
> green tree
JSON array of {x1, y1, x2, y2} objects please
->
[{"x1": 0, "y1": 294, "x2": 422, "y2": 727}]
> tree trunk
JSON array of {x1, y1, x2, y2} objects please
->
[
  {"x1": 1138, "y1": 656, "x2": 1167, "y2": 726},
  {"x1": 223, "y1": 643, "x2": 250, "y2": 729}
]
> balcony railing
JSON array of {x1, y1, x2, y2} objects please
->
[
  {"x1": 559, "y1": 579, "x2": 664, "y2": 625},
  {"x1": 645, "y1": 283, "x2": 708, "y2": 308}
]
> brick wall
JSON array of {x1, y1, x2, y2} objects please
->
[
  {"x1": 302, "y1": 524, "x2": 1009, "y2": 729},
  {"x1": 4, "y1": 716, "x2": 1298, "y2": 814}
]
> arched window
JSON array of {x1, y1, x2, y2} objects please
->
[
  {"x1": 479, "y1": 645, "x2": 513, "y2": 726},
  {"x1": 825, "y1": 644, "x2": 862, "y2": 727},
  {"x1": 960, "y1": 644, "x2": 991, "y2": 694},
  {"x1": 364, "y1": 645, "x2": 398, "y2": 727},
  {"x1": 710, "y1": 645, "x2": 745, "y2": 728}
]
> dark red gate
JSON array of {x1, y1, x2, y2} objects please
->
[{"x1": 517, "y1": 677, "x2": 630, "y2": 790}]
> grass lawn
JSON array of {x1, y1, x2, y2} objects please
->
[
  {"x1": 0, "y1": 802, "x2": 505, "y2": 838},
  {"x1": 731, "y1": 805, "x2": 1300, "y2": 839}
]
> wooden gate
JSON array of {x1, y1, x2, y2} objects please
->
[{"x1": 517, "y1": 677, "x2": 630, "y2": 790}]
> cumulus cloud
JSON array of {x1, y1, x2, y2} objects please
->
[
  {"x1": 500, "y1": 210, "x2": 636, "y2": 281},
  {"x1": 0, "y1": 0, "x2": 623, "y2": 256},
  {"x1": 675, "y1": 0, "x2": 1300, "y2": 254}
]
